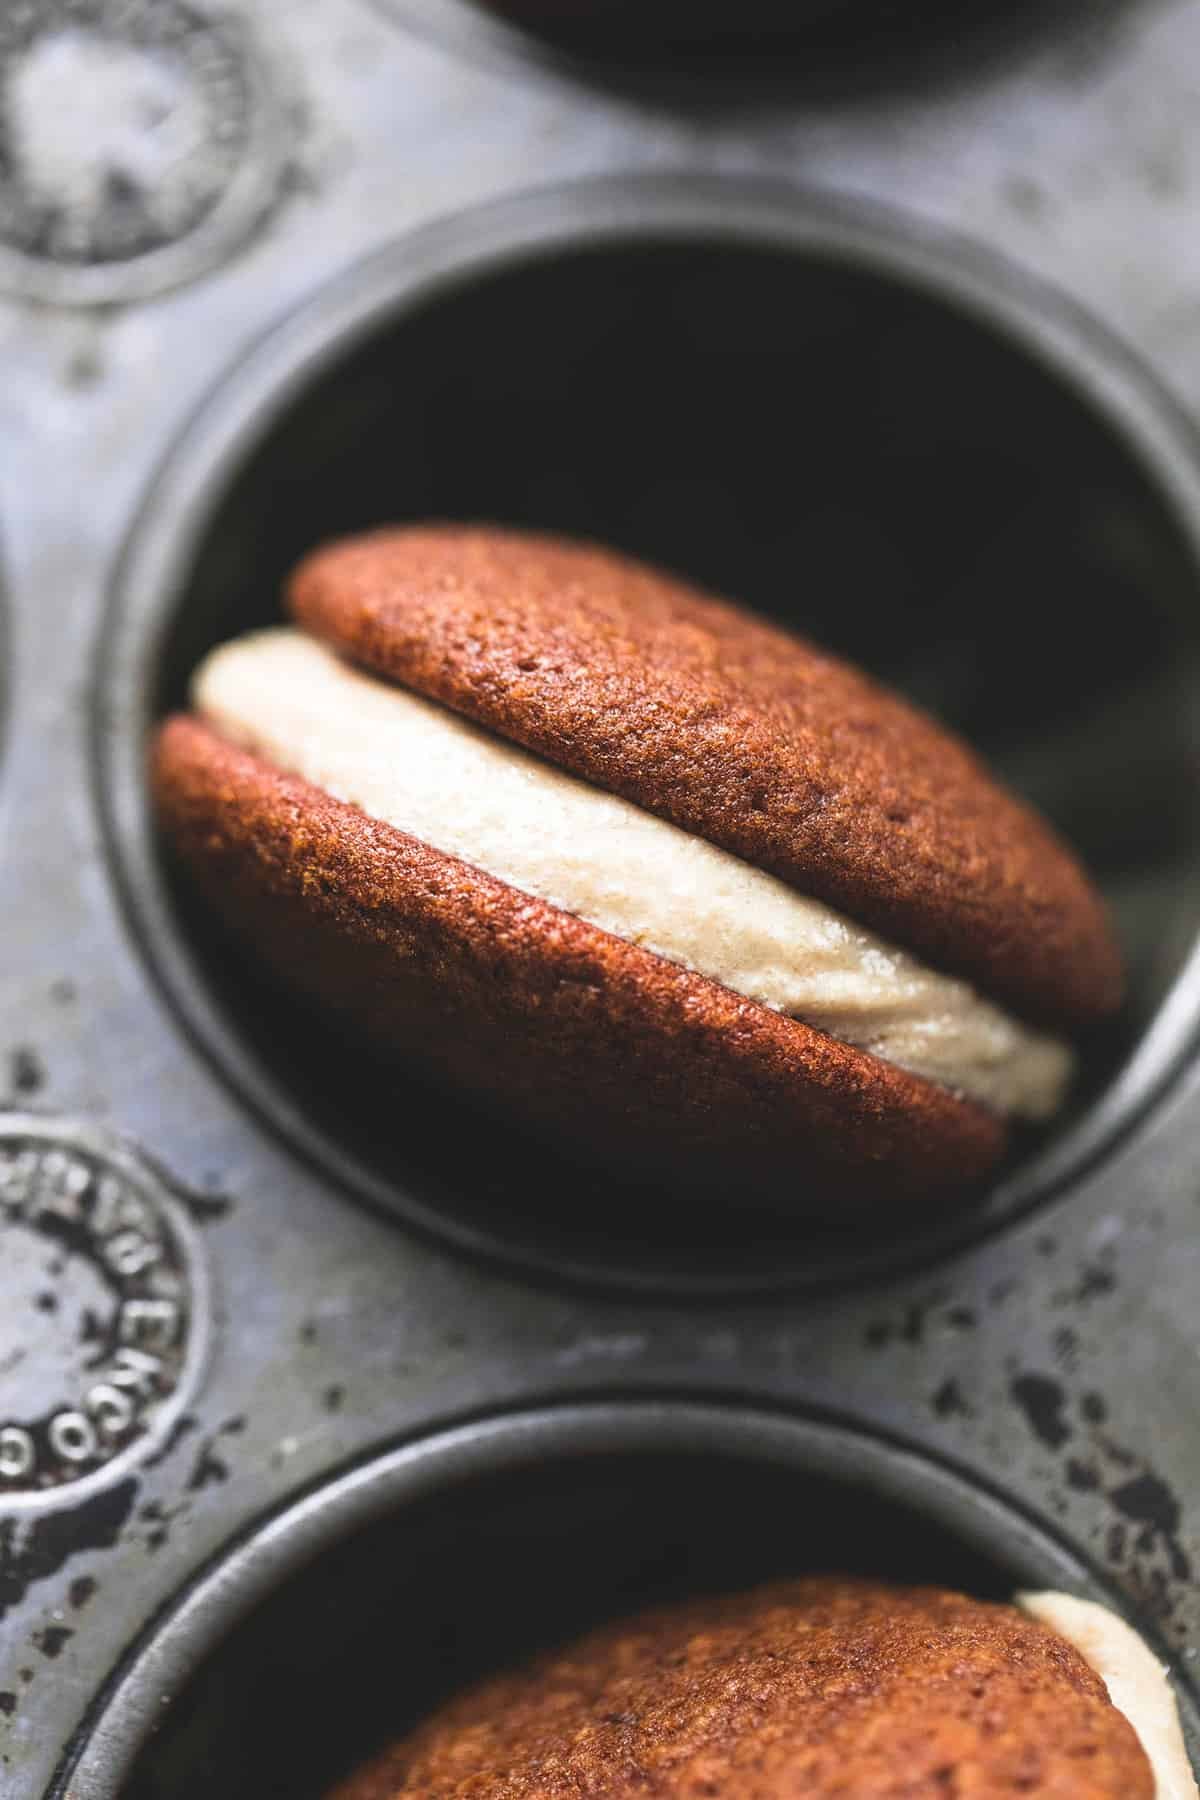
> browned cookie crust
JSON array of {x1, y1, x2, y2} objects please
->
[
  {"x1": 328, "y1": 1576, "x2": 1153, "y2": 1799},
  {"x1": 152, "y1": 717, "x2": 1004, "y2": 1206},
  {"x1": 291, "y1": 526, "x2": 1122, "y2": 1032}
]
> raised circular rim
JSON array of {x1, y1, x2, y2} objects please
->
[
  {"x1": 370, "y1": 0, "x2": 594, "y2": 83},
  {"x1": 0, "y1": 1113, "x2": 212, "y2": 1516},
  {"x1": 0, "y1": 4, "x2": 289, "y2": 308},
  {"x1": 52, "y1": 1396, "x2": 1199, "y2": 1797},
  {"x1": 93, "y1": 170, "x2": 1200, "y2": 1297}
]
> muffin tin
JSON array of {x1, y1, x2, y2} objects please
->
[{"x1": 4, "y1": 0, "x2": 1200, "y2": 1793}]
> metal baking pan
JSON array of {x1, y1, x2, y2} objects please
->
[{"x1": 3, "y1": 0, "x2": 1200, "y2": 1793}]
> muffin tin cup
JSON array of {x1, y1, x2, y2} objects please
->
[
  {"x1": 57, "y1": 1398, "x2": 1200, "y2": 1799},
  {"x1": 98, "y1": 172, "x2": 1200, "y2": 1295}
]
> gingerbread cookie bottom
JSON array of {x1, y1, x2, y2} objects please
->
[{"x1": 153, "y1": 715, "x2": 1004, "y2": 1211}]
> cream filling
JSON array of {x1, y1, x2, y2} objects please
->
[
  {"x1": 193, "y1": 628, "x2": 1073, "y2": 1120},
  {"x1": 1018, "y1": 1592, "x2": 1198, "y2": 1798}
]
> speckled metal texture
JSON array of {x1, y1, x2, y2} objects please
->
[{"x1": 4, "y1": 2, "x2": 1200, "y2": 1796}]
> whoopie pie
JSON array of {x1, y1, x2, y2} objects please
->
[
  {"x1": 152, "y1": 526, "x2": 1122, "y2": 1211},
  {"x1": 327, "y1": 1576, "x2": 1192, "y2": 1799}
]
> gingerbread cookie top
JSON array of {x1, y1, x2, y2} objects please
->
[
  {"x1": 329, "y1": 1577, "x2": 1153, "y2": 1799},
  {"x1": 291, "y1": 526, "x2": 1122, "y2": 1032}
]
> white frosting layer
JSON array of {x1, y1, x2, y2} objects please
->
[
  {"x1": 1018, "y1": 1592, "x2": 1197, "y2": 1798},
  {"x1": 194, "y1": 628, "x2": 1073, "y2": 1120}
]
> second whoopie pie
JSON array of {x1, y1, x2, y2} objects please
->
[
  {"x1": 152, "y1": 526, "x2": 1122, "y2": 1212},
  {"x1": 328, "y1": 1577, "x2": 1181, "y2": 1799}
]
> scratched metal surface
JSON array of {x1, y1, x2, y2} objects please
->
[{"x1": 2, "y1": 0, "x2": 1200, "y2": 1795}]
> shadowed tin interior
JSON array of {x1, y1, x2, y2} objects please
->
[
  {"x1": 377, "y1": 0, "x2": 1141, "y2": 100},
  {"x1": 79, "y1": 1404, "x2": 1194, "y2": 1800},
  {"x1": 102, "y1": 182, "x2": 1200, "y2": 1293}
]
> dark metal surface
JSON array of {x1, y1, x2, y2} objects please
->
[{"x1": 3, "y1": 1, "x2": 1200, "y2": 1795}]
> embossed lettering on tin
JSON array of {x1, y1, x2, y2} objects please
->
[
  {"x1": 0, "y1": 1119, "x2": 207, "y2": 1505},
  {"x1": 0, "y1": 1, "x2": 286, "y2": 304}
]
